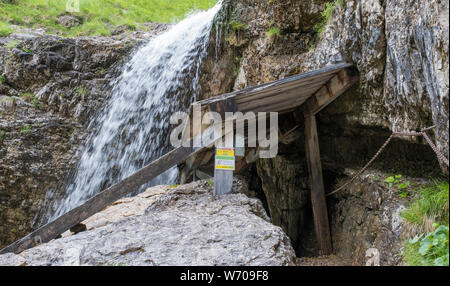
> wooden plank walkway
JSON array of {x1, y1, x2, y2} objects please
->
[{"x1": 0, "y1": 63, "x2": 359, "y2": 255}]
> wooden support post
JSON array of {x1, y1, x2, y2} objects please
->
[{"x1": 304, "y1": 114, "x2": 332, "y2": 255}]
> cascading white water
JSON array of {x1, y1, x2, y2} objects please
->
[{"x1": 47, "y1": 2, "x2": 222, "y2": 221}]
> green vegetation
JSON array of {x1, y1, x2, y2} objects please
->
[
  {"x1": 0, "y1": 75, "x2": 5, "y2": 84},
  {"x1": 0, "y1": 0, "x2": 217, "y2": 37},
  {"x1": 74, "y1": 87, "x2": 87, "y2": 96},
  {"x1": 207, "y1": 179, "x2": 214, "y2": 187},
  {"x1": 314, "y1": 0, "x2": 344, "y2": 35},
  {"x1": 5, "y1": 39, "x2": 19, "y2": 50},
  {"x1": 401, "y1": 182, "x2": 449, "y2": 266},
  {"x1": 230, "y1": 20, "x2": 246, "y2": 31},
  {"x1": 0, "y1": 21, "x2": 12, "y2": 36},
  {"x1": 404, "y1": 224, "x2": 449, "y2": 266},
  {"x1": 20, "y1": 125, "x2": 32, "y2": 135},
  {"x1": 266, "y1": 26, "x2": 281, "y2": 40},
  {"x1": 402, "y1": 182, "x2": 449, "y2": 229},
  {"x1": 20, "y1": 92, "x2": 43, "y2": 109},
  {"x1": 385, "y1": 174, "x2": 411, "y2": 198}
]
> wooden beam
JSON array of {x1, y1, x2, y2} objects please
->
[
  {"x1": 304, "y1": 67, "x2": 359, "y2": 115},
  {"x1": 304, "y1": 114, "x2": 332, "y2": 255}
]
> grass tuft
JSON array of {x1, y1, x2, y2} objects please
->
[{"x1": 401, "y1": 182, "x2": 449, "y2": 232}]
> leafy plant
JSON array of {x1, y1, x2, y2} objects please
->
[
  {"x1": 385, "y1": 174, "x2": 411, "y2": 197},
  {"x1": 0, "y1": 75, "x2": 5, "y2": 84},
  {"x1": 207, "y1": 179, "x2": 214, "y2": 187},
  {"x1": 20, "y1": 125, "x2": 31, "y2": 135},
  {"x1": 404, "y1": 224, "x2": 449, "y2": 266}
]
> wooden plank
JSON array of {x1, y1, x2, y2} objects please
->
[
  {"x1": 234, "y1": 73, "x2": 335, "y2": 105},
  {"x1": 304, "y1": 114, "x2": 332, "y2": 255},
  {"x1": 236, "y1": 83, "x2": 326, "y2": 112},
  {"x1": 196, "y1": 63, "x2": 353, "y2": 106},
  {"x1": 209, "y1": 97, "x2": 238, "y2": 119},
  {"x1": 304, "y1": 67, "x2": 359, "y2": 115}
]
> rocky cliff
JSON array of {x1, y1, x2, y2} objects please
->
[
  {"x1": 197, "y1": 0, "x2": 448, "y2": 262},
  {"x1": 0, "y1": 0, "x2": 448, "y2": 265},
  {"x1": 0, "y1": 26, "x2": 168, "y2": 248}
]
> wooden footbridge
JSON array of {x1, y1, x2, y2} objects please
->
[{"x1": 0, "y1": 62, "x2": 359, "y2": 256}]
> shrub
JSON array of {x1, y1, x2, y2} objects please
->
[{"x1": 404, "y1": 224, "x2": 449, "y2": 266}]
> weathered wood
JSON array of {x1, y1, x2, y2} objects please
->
[
  {"x1": 304, "y1": 67, "x2": 359, "y2": 115},
  {"x1": 0, "y1": 144, "x2": 204, "y2": 255},
  {"x1": 304, "y1": 114, "x2": 332, "y2": 255},
  {"x1": 209, "y1": 97, "x2": 238, "y2": 118},
  {"x1": 196, "y1": 63, "x2": 353, "y2": 107}
]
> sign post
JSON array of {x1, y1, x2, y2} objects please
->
[{"x1": 214, "y1": 147, "x2": 235, "y2": 195}]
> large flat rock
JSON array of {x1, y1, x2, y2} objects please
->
[{"x1": 0, "y1": 181, "x2": 296, "y2": 266}]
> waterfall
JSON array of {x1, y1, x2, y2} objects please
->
[{"x1": 46, "y1": 2, "x2": 222, "y2": 222}]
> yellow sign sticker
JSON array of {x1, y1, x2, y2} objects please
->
[{"x1": 215, "y1": 148, "x2": 235, "y2": 171}]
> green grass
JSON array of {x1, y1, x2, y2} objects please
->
[
  {"x1": 20, "y1": 125, "x2": 32, "y2": 135},
  {"x1": 401, "y1": 182, "x2": 449, "y2": 266},
  {"x1": 266, "y1": 26, "x2": 281, "y2": 40},
  {"x1": 401, "y1": 182, "x2": 449, "y2": 230},
  {"x1": 20, "y1": 92, "x2": 43, "y2": 109},
  {"x1": 0, "y1": 21, "x2": 13, "y2": 36},
  {"x1": 230, "y1": 20, "x2": 246, "y2": 31},
  {"x1": 314, "y1": 0, "x2": 344, "y2": 35},
  {"x1": 0, "y1": 0, "x2": 217, "y2": 37}
]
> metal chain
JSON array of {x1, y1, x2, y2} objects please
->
[{"x1": 327, "y1": 126, "x2": 449, "y2": 197}]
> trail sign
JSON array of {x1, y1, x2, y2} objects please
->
[
  {"x1": 214, "y1": 147, "x2": 235, "y2": 196},
  {"x1": 215, "y1": 148, "x2": 235, "y2": 171}
]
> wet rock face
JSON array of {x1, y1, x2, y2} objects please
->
[
  {"x1": 206, "y1": 0, "x2": 448, "y2": 259},
  {"x1": 0, "y1": 28, "x2": 169, "y2": 248},
  {"x1": 301, "y1": 0, "x2": 449, "y2": 167},
  {"x1": 0, "y1": 182, "x2": 296, "y2": 266},
  {"x1": 326, "y1": 177, "x2": 409, "y2": 266},
  {"x1": 256, "y1": 155, "x2": 310, "y2": 250}
]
